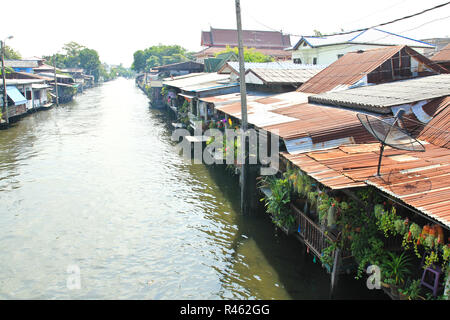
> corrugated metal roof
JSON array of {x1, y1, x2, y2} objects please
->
[
  {"x1": 199, "y1": 91, "x2": 272, "y2": 106},
  {"x1": 297, "y1": 45, "x2": 445, "y2": 94},
  {"x1": 220, "y1": 61, "x2": 323, "y2": 75},
  {"x1": 418, "y1": 96, "x2": 450, "y2": 148},
  {"x1": 201, "y1": 27, "x2": 291, "y2": 49},
  {"x1": 1, "y1": 86, "x2": 27, "y2": 106},
  {"x1": 431, "y1": 43, "x2": 450, "y2": 62},
  {"x1": 3, "y1": 79, "x2": 46, "y2": 85},
  {"x1": 308, "y1": 74, "x2": 450, "y2": 113},
  {"x1": 163, "y1": 73, "x2": 230, "y2": 88},
  {"x1": 245, "y1": 67, "x2": 324, "y2": 84},
  {"x1": 4, "y1": 60, "x2": 39, "y2": 68},
  {"x1": 282, "y1": 142, "x2": 450, "y2": 228},
  {"x1": 262, "y1": 103, "x2": 376, "y2": 143}
]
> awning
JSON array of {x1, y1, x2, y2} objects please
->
[{"x1": 0, "y1": 86, "x2": 27, "y2": 106}]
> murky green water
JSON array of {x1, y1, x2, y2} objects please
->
[{"x1": 0, "y1": 78, "x2": 386, "y2": 299}]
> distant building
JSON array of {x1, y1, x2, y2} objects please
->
[
  {"x1": 297, "y1": 45, "x2": 446, "y2": 94},
  {"x1": 4, "y1": 60, "x2": 39, "y2": 73},
  {"x1": 289, "y1": 28, "x2": 435, "y2": 66},
  {"x1": 430, "y1": 43, "x2": 450, "y2": 71},
  {"x1": 194, "y1": 27, "x2": 291, "y2": 62},
  {"x1": 420, "y1": 37, "x2": 450, "y2": 58}
]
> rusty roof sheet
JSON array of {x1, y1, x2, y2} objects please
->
[
  {"x1": 297, "y1": 46, "x2": 446, "y2": 94},
  {"x1": 431, "y1": 43, "x2": 450, "y2": 62},
  {"x1": 282, "y1": 142, "x2": 450, "y2": 227},
  {"x1": 262, "y1": 103, "x2": 376, "y2": 142},
  {"x1": 201, "y1": 27, "x2": 291, "y2": 49},
  {"x1": 308, "y1": 74, "x2": 450, "y2": 113},
  {"x1": 418, "y1": 96, "x2": 450, "y2": 148}
]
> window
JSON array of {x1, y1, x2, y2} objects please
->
[
  {"x1": 26, "y1": 90, "x2": 32, "y2": 100},
  {"x1": 312, "y1": 57, "x2": 317, "y2": 65},
  {"x1": 293, "y1": 58, "x2": 302, "y2": 64}
]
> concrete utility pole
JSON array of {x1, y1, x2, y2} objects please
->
[
  {"x1": 235, "y1": 0, "x2": 250, "y2": 216},
  {"x1": 1, "y1": 36, "x2": 13, "y2": 124}
]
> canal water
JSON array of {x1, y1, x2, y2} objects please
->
[{"x1": 0, "y1": 78, "x2": 386, "y2": 299}]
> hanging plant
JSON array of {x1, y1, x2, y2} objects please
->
[
  {"x1": 307, "y1": 191, "x2": 318, "y2": 207},
  {"x1": 377, "y1": 206, "x2": 399, "y2": 237},
  {"x1": 327, "y1": 203, "x2": 337, "y2": 228},
  {"x1": 409, "y1": 223, "x2": 422, "y2": 240},
  {"x1": 374, "y1": 203, "x2": 385, "y2": 218},
  {"x1": 424, "y1": 251, "x2": 439, "y2": 269},
  {"x1": 394, "y1": 219, "x2": 408, "y2": 235}
]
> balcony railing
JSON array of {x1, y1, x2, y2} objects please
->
[{"x1": 291, "y1": 203, "x2": 337, "y2": 259}]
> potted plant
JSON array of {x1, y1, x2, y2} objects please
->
[{"x1": 381, "y1": 251, "x2": 413, "y2": 298}]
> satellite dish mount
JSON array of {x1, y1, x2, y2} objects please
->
[{"x1": 357, "y1": 110, "x2": 425, "y2": 177}]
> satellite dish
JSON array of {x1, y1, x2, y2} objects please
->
[{"x1": 357, "y1": 110, "x2": 425, "y2": 176}]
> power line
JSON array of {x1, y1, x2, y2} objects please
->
[
  {"x1": 342, "y1": 0, "x2": 409, "y2": 30},
  {"x1": 288, "y1": 15, "x2": 450, "y2": 62},
  {"x1": 252, "y1": 1, "x2": 450, "y2": 39}
]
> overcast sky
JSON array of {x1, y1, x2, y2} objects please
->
[{"x1": 1, "y1": 0, "x2": 449, "y2": 67}]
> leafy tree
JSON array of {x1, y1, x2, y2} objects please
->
[
  {"x1": 4, "y1": 45, "x2": 21, "y2": 59},
  {"x1": 132, "y1": 50, "x2": 147, "y2": 72},
  {"x1": 146, "y1": 55, "x2": 160, "y2": 69},
  {"x1": 214, "y1": 46, "x2": 274, "y2": 62},
  {"x1": 79, "y1": 48, "x2": 101, "y2": 81},
  {"x1": 132, "y1": 44, "x2": 192, "y2": 72},
  {"x1": 63, "y1": 41, "x2": 86, "y2": 57}
]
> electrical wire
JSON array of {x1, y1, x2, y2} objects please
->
[
  {"x1": 341, "y1": 0, "x2": 410, "y2": 30},
  {"x1": 250, "y1": 2, "x2": 450, "y2": 42}
]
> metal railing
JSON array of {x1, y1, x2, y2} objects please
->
[{"x1": 291, "y1": 203, "x2": 337, "y2": 258}]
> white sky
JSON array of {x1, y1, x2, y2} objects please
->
[{"x1": 1, "y1": 0, "x2": 449, "y2": 67}]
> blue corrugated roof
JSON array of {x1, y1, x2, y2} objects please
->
[{"x1": 6, "y1": 86, "x2": 27, "y2": 105}]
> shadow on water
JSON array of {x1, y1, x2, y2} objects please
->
[{"x1": 146, "y1": 104, "x2": 388, "y2": 300}]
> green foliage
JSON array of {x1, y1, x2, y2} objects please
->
[
  {"x1": 381, "y1": 251, "x2": 412, "y2": 286},
  {"x1": 262, "y1": 177, "x2": 295, "y2": 229},
  {"x1": 43, "y1": 41, "x2": 103, "y2": 83},
  {"x1": 321, "y1": 239, "x2": 337, "y2": 266},
  {"x1": 398, "y1": 279, "x2": 421, "y2": 299},
  {"x1": 4, "y1": 45, "x2": 21, "y2": 59},
  {"x1": 376, "y1": 206, "x2": 399, "y2": 237},
  {"x1": 132, "y1": 45, "x2": 192, "y2": 72},
  {"x1": 0, "y1": 66, "x2": 14, "y2": 76},
  {"x1": 214, "y1": 46, "x2": 274, "y2": 63}
]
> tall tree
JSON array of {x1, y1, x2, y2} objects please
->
[
  {"x1": 4, "y1": 45, "x2": 21, "y2": 60},
  {"x1": 132, "y1": 50, "x2": 146, "y2": 72},
  {"x1": 79, "y1": 48, "x2": 101, "y2": 80},
  {"x1": 132, "y1": 44, "x2": 192, "y2": 72},
  {"x1": 63, "y1": 41, "x2": 86, "y2": 57}
]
